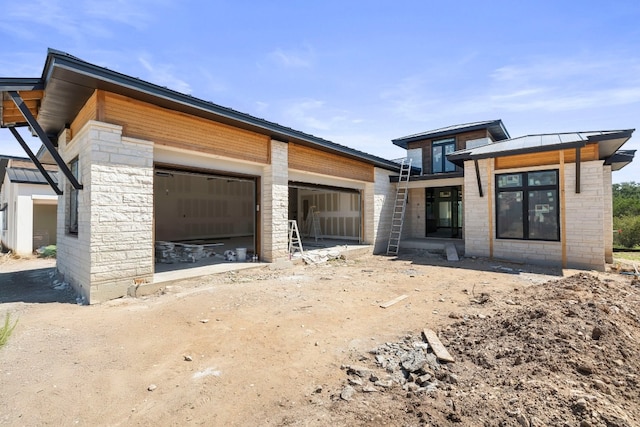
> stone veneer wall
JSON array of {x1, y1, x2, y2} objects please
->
[
  {"x1": 261, "y1": 140, "x2": 289, "y2": 262},
  {"x1": 403, "y1": 188, "x2": 426, "y2": 239},
  {"x1": 464, "y1": 158, "x2": 609, "y2": 271},
  {"x1": 564, "y1": 161, "x2": 607, "y2": 270},
  {"x1": 368, "y1": 167, "x2": 396, "y2": 254},
  {"x1": 603, "y1": 165, "x2": 613, "y2": 264},
  {"x1": 463, "y1": 159, "x2": 492, "y2": 258},
  {"x1": 57, "y1": 121, "x2": 154, "y2": 303}
]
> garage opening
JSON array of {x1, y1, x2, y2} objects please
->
[
  {"x1": 289, "y1": 181, "x2": 362, "y2": 248},
  {"x1": 154, "y1": 166, "x2": 258, "y2": 272}
]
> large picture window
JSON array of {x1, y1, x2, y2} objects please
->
[
  {"x1": 496, "y1": 170, "x2": 559, "y2": 241},
  {"x1": 432, "y1": 139, "x2": 457, "y2": 173},
  {"x1": 68, "y1": 157, "x2": 79, "y2": 234}
]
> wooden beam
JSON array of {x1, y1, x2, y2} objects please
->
[
  {"x1": 560, "y1": 151, "x2": 567, "y2": 269},
  {"x1": 575, "y1": 146, "x2": 581, "y2": 194},
  {"x1": 488, "y1": 158, "x2": 494, "y2": 259}
]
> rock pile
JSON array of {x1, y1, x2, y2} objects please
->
[
  {"x1": 329, "y1": 273, "x2": 640, "y2": 426},
  {"x1": 338, "y1": 333, "x2": 455, "y2": 401}
]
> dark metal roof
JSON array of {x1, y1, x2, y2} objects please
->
[
  {"x1": 6, "y1": 167, "x2": 58, "y2": 185},
  {"x1": 392, "y1": 120, "x2": 511, "y2": 149},
  {"x1": 447, "y1": 129, "x2": 635, "y2": 167},
  {"x1": 605, "y1": 149, "x2": 636, "y2": 171},
  {"x1": 0, "y1": 155, "x2": 30, "y2": 188},
  {"x1": 1, "y1": 48, "x2": 401, "y2": 172}
]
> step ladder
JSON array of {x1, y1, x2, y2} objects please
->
[
  {"x1": 308, "y1": 206, "x2": 323, "y2": 242},
  {"x1": 387, "y1": 158, "x2": 412, "y2": 256},
  {"x1": 288, "y1": 220, "x2": 304, "y2": 256}
]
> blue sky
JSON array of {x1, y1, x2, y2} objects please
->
[{"x1": 1, "y1": 0, "x2": 639, "y2": 183}]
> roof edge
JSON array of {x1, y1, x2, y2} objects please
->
[{"x1": 43, "y1": 49, "x2": 401, "y2": 172}]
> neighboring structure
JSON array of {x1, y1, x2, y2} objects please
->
[
  {"x1": 393, "y1": 124, "x2": 635, "y2": 271},
  {"x1": 0, "y1": 155, "x2": 58, "y2": 255},
  {"x1": 0, "y1": 49, "x2": 400, "y2": 303}
]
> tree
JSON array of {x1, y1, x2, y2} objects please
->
[
  {"x1": 612, "y1": 182, "x2": 640, "y2": 217},
  {"x1": 612, "y1": 182, "x2": 640, "y2": 248}
]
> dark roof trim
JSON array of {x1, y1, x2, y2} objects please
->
[
  {"x1": 0, "y1": 77, "x2": 44, "y2": 91},
  {"x1": 605, "y1": 149, "x2": 636, "y2": 171},
  {"x1": 392, "y1": 120, "x2": 510, "y2": 149},
  {"x1": 389, "y1": 171, "x2": 463, "y2": 183},
  {"x1": 447, "y1": 129, "x2": 635, "y2": 166},
  {"x1": 42, "y1": 49, "x2": 401, "y2": 172}
]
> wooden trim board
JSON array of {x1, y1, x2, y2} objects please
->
[{"x1": 422, "y1": 328, "x2": 455, "y2": 363}]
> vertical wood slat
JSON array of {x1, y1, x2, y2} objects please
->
[
  {"x1": 560, "y1": 151, "x2": 567, "y2": 269},
  {"x1": 488, "y1": 158, "x2": 494, "y2": 259}
]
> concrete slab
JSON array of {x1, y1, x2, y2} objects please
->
[{"x1": 445, "y1": 243, "x2": 459, "y2": 261}]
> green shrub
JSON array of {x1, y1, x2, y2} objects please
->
[
  {"x1": 0, "y1": 313, "x2": 18, "y2": 348},
  {"x1": 38, "y1": 245, "x2": 57, "y2": 258},
  {"x1": 613, "y1": 216, "x2": 640, "y2": 249}
]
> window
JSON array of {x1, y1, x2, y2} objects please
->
[
  {"x1": 432, "y1": 139, "x2": 457, "y2": 173},
  {"x1": 68, "y1": 157, "x2": 79, "y2": 234},
  {"x1": 496, "y1": 170, "x2": 559, "y2": 241},
  {"x1": 1, "y1": 203, "x2": 7, "y2": 231}
]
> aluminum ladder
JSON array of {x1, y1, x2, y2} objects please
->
[
  {"x1": 308, "y1": 206, "x2": 323, "y2": 242},
  {"x1": 386, "y1": 158, "x2": 412, "y2": 255},
  {"x1": 288, "y1": 220, "x2": 304, "y2": 255}
]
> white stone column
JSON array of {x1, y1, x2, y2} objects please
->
[
  {"x1": 370, "y1": 167, "x2": 395, "y2": 254},
  {"x1": 603, "y1": 165, "x2": 613, "y2": 264},
  {"x1": 57, "y1": 121, "x2": 154, "y2": 303},
  {"x1": 261, "y1": 140, "x2": 289, "y2": 262}
]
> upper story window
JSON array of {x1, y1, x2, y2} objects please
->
[
  {"x1": 496, "y1": 170, "x2": 559, "y2": 241},
  {"x1": 432, "y1": 138, "x2": 457, "y2": 173}
]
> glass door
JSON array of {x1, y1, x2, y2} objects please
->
[{"x1": 425, "y1": 186, "x2": 462, "y2": 238}]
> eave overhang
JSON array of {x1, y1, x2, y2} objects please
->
[
  {"x1": 392, "y1": 120, "x2": 510, "y2": 149},
  {"x1": 447, "y1": 129, "x2": 635, "y2": 167},
  {"x1": 5, "y1": 49, "x2": 400, "y2": 172}
]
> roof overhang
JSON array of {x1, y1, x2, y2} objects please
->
[
  {"x1": 605, "y1": 149, "x2": 636, "y2": 171},
  {"x1": 447, "y1": 129, "x2": 635, "y2": 167},
  {"x1": 1, "y1": 49, "x2": 401, "y2": 172},
  {"x1": 392, "y1": 120, "x2": 510, "y2": 149}
]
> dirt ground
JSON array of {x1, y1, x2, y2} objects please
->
[{"x1": 1, "y1": 250, "x2": 639, "y2": 426}]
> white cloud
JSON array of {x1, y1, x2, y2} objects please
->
[
  {"x1": 268, "y1": 46, "x2": 314, "y2": 68},
  {"x1": 138, "y1": 56, "x2": 192, "y2": 94}
]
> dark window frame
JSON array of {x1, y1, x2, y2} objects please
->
[
  {"x1": 431, "y1": 138, "x2": 457, "y2": 173},
  {"x1": 495, "y1": 170, "x2": 560, "y2": 241}
]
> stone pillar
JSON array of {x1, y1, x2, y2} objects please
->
[
  {"x1": 603, "y1": 165, "x2": 613, "y2": 264},
  {"x1": 261, "y1": 140, "x2": 289, "y2": 262},
  {"x1": 369, "y1": 167, "x2": 395, "y2": 254},
  {"x1": 57, "y1": 121, "x2": 154, "y2": 303}
]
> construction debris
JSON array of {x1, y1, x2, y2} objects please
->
[
  {"x1": 379, "y1": 294, "x2": 408, "y2": 308},
  {"x1": 422, "y1": 328, "x2": 455, "y2": 363}
]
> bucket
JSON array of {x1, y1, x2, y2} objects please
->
[{"x1": 236, "y1": 248, "x2": 247, "y2": 262}]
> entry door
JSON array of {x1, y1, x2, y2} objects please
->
[{"x1": 425, "y1": 186, "x2": 462, "y2": 238}]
